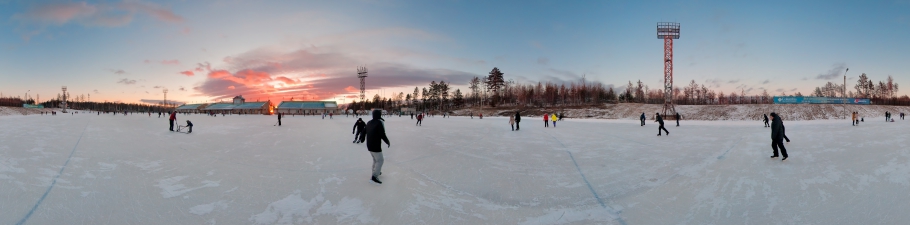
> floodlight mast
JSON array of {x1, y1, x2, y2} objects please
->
[
  {"x1": 61, "y1": 86, "x2": 68, "y2": 113},
  {"x1": 357, "y1": 66, "x2": 368, "y2": 110},
  {"x1": 657, "y1": 22, "x2": 680, "y2": 118}
]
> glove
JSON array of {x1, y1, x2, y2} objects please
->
[{"x1": 387, "y1": 143, "x2": 391, "y2": 148}]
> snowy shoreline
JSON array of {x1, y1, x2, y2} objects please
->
[{"x1": 450, "y1": 103, "x2": 910, "y2": 121}]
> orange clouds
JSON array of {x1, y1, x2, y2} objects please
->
[
  {"x1": 344, "y1": 86, "x2": 358, "y2": 92},
  {"x1": 227, "y1": 86, "x2": 235, "y2": 90},
  {"x1": 179, "y1": 71, "x2": 194, "y2": 76}
]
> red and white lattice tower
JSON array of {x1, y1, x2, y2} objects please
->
[{"x1": 657, "y1": 22, "x2": 680, "y2": 117}]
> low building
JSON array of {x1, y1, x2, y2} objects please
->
[
  {"x1": 275, "y1": 101, "x2": 338, "y2": 115},
  {"x1": 175, "y1": 104, "x2": 208, "y2": 113},
  {"x1": 200, "y1": 95, "x2": 273, "y2": 115}
]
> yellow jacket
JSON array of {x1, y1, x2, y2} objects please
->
[{"x1": 551, "y1": 114, "x2": 557, "y2": 121}]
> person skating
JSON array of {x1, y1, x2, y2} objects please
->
[
  {"x1": 509, "y1": 115, "x2": 516, "y2": 131},
  {"x1": 551, "y1": 113, "x2": 557, "y2": 127},
  {"x1": 514, "y1": 111, "x2": 521, "y2": 130},
  {"x1": 352, "y1": 118, "x2": 366, "y2": 143},
  {"x1": 365, "y1": 110, "x2": 390, "y2": 184},
  {"x1": 763, "y1": 114, "x2": 770, "y2": 127},
  {"x1": 416, "y1": 113, "x2": 423, "y2": 126},
  {"x1": 168, "y1": 111, "x2": 177, "y2": 131},
  {"x1": 852, "y1": 112, "x2": 857, "y2": 126},
  {"x1": 656, "y1": 113, "x2": 669, "y2": 136},
  {"x1": 640, "y1": 113, "x2": 646, "y2": 126},
  {"x1": 543, "y1": 113, "x2": 549, "y2": 127},
  {"x1": 770, "y1": 112, "x2": 788, "y2": 160},
  {"x1": 277, "y1": 113, "x2": 282, "y2": 126},
  {"x1": 675, "y1": 112, "x2": 681, "y2": 127},
  {"x1": 479, "y1": 113, "x2": 483, "y2": 119},
  {"x1": 185, "y1": 120, "x2": 193, "y2": 133}
]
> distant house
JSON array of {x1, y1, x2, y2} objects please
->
[
  {"x1": 275, "y1": 101, "x2": 338, "y2": 115},
  {"x1": 175, "y1": 103, "x2": 208, "y2": 113},
  {"x1": 201, "y1": 95, "x2": 273, "y2": 115}
]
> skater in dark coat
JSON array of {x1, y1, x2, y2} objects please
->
[
  {"x1": 763, "y1": 114, "x2": 770, "y2": 127},
  {"x1": 168, "y1": 111, "x2": 176, "y2": 131},
  {"x1": 656, "y1": 113, "x2": 669, "y2": 136},
  {"x1": 416, "y1": 114, "x2": 423, "y2": 126},
  {"x1": 770, "y1": 112, "x2": 788, "y2": 160},
  {"x1": 640, "y1": 113, "x2": 646, "y2": 126},
  {"x1": 185, "y1": 120, "x2": 193, "y2": 133},
  {"x1": 277, "y1": 113, "x2": 282, "y2": 126},
  {"x1": 352, "y1": 118, "x2": 366, "y2": 143},
  {"x1": 675, "y1": 112, "x2": 681, "y2": 127},
  {"x1": 514, "y1": 111, "x2": 521, "y2": 130},
  {"x1": 365, "y1": 110, "x2": 390, "y2": 184}
]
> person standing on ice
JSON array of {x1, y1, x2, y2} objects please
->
[
  {"x1": 416, "y1": 113, "x2": 423, "y2": 126},
  {"x1": 770, "y1": 112, "x2": 788, "y2": 160},
  {"x1": 852, "y1": 112, "x2": 857, "y2": 126},
  {"x1": 543, "y1": 113, "x2": 549, "y2": 127},
  {"x1": 352, "y1": 118, "x2": 366, "y2": 143},
  {"x1": 277, "y1": 112, "x2": 282, "y2": 126},
  {"x1": 514, "y1": 111, "x2": 521, "y2": 130},
  {"x1": 169, "y1": 111, "x2": 176, "y2": 131},
  {"x1": 656, "y1": 113, "x2": 669, "y2": 136},
  {"x1": 763, "y1": 114, "x2": 770, "y2": 127},
  {"x1": 640, "y1": 113, "x2": 646, "y2": 126},
  {"x1": 509, "y1": 114, "x2": 516, "y2": 131},
  {"x1": 365, "y1": 110, "x2": 390, "y2": 184},
  {"x1": 675, "y1": 112, "x2": 681, "y2": 127},
  {"x1": 551, "y1": 113, "x2": 557, "y2": 127}
]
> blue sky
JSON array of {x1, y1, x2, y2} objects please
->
[{"x1": 0, "y1": 0, "x2": 907, "y2": 104}]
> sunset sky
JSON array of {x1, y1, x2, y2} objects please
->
[{"x1": 1, "y1": 0, "x2": 908, "y2": 105}]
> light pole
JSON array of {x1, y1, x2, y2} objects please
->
[
  {"x1": 25, "y1": 90, "x2": 30, "y2": 104},
  {"x1": 843, "y1": 68, "x2": 848, "y2": 119}
]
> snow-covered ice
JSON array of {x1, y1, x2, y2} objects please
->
[{"x1": 1, "y1": 111, "x2": 909, "y2": 224}]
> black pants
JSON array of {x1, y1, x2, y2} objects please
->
[
  {"x1": 676, "y1": 119, "x2": 679, "y2": 126},
  {"x1": 772, "y1": 139, "x2": 788, "y2": 157},
  {"x1": 416, "y1": 120, "x2": 422, "y2": 126},
  {"x1": 511, "y1": 124, "x2": 514, "y2": 131},
  {"x1": 169, "y1": 120, "x2": 174, "y2": 131},
  {"x1": 278, "y1": 119, "x2": 281, "y2": 126},
  {"x1": 658, "y1": 125, "x2": 668, "y2": 135},
  {"x1": 641, "y1": 119, "x2": 645, "y2": 126},
  {"x1": 515, "y1": 121, "x2": 520, "y2": 130},
  {"x1": 187, "y1": 125, "x2": 193, "y2": 133},
  {"x1": 354, "y1": 131, "x2": 362, "y2": 142},
  {"x1": 544, "y1": 121, "x2": 548, "y2": 127},
  {"x1": 765, "y1": 121, "x2": 769, "y2": 127}
]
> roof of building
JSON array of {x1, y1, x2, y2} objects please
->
[
  {"x1": 277, "y1": 101, "x2": 338, "y2": 109},
  {"x1": 176, "y1": 104, "x2": 207, "y2": 110},
  {"x1": 233, "y1": 102, "x2": 268, "y2": 109},
  {"x1": 204, "y1": 103, "x2": 236, "y2": 110}
]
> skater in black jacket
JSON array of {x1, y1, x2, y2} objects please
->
[
  {"x1": 656, "y1": 113, "x2": 669, "y2": 136},
  {"x1": 352, "y1": 118, "x2": 366, "y2": 143},
  {"x1": 365, "y1": 110, "x2": 390, "y2": 184},
  {"x1": 675, "y1": 112, "x2": 681, "y2": 127},
  {"x1": 763, "y1": 114, "x2": 770, "y2": 127},
  {"x1": 514, "y1": 111, "x2": 521, "y2": 130},
  {"x1": 640, "y1": 113, "x2": 646, "y2": 126},
  {"x1": 185, "y1": 120, "x2": 193, "y2": 133},
  {"x1": 770, "y1": 112, "x2": 788, "y2": 160},
  {"x1": 277, "y1": 113, "x2": 282, "y2": 126}
]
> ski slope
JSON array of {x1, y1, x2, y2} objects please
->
[{"x1": 1, "y1": 112, "x2": 908, "y2": 224}]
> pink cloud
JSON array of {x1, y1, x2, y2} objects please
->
[
  {"x1": 275, "y1": 76, "x2": 298, "y2": 85},
  {"x1": 179, "y1": 71, "x2": 194, "y2": 76},
  {"x1": 344, "y1": 86, "x2": 358, "y2": 92},
  {"x1": 227, "y1": 86, "x2": 235, "y2": 90}
]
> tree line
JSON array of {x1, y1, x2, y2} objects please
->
[{"x1": 344, "y1": 68, "x2": 910, "y2": 112}]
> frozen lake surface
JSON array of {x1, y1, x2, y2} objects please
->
[{"x1": 1, "y1": 112, "x2": 909, "y2": 224}]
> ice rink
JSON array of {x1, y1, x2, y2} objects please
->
[{"x1": 2, "y1": 111, "x2": 909, "y2": 224}]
